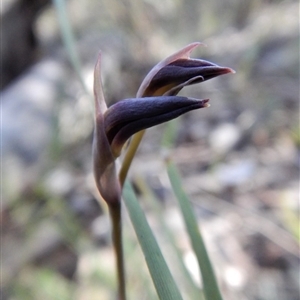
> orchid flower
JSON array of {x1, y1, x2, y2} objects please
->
[
  {"x1": 94, "y1": 57, "x2": 207, "y2": 204},
  {"x1": 92, "y1": 43, "x2": 234, "y2": 300},
  {"x1": 93, "y1": 43, "x2": 234, "y2": 205},
  {"x1": 137, "y1": 42, "x2": 235, "y2": 97},
  {"x1": 119, "y1": 42, "x2": 235, "y2": 189}
]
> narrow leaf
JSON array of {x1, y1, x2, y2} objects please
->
[
  {"x1": 53, "y1": 0, "x2": 87, "y2": 93},
  {"x1": 123, "y1": 181, "x2": 184, "y2": 300},
  {"x1": 134, "y1": 176, "x2": 205, "y2": 300},
  {"x1": 166, "y1": 161, "x2": 223, "y2": 300}
]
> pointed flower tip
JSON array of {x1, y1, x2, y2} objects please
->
[
  {"x1": 219, "y1": 66, "x2": 236, "y2": 75},
  {"x1": 94, "y1": 52, "x2": 102, "y2": 86},
  {"x1": 172, "y1": 42, "x2": 207, "y2": 61},
  {"x1": 217, "y1": 65, "x2": 235, "y2": 74},
  {"x1": 204, "y1": 102, "x2": 211, "y2": 108},
  {"x1": 192, "y1": 98, "x2": 210, "y2": 108},
  {"x1": 188, "y1": 97, "x2": 209, "y2": 105},
  {"x1": 190, "y1": 41, "x2": 207, "y2": 48},
  {"x1": 94, "y1": 52, "x2": 101, "y2": 96},
  {"x1": 183, "y1": 42, "x2": 205, "y2": 56},
  {"x1": 94, "y1": 52, "x2": 107, "y2": 114},
  {"x1": 202, "y1": 98, "x2": 210, "y2": 107}
]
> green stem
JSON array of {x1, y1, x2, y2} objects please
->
[
  {"x1": 119, "y1": 130, "x2": 145, "y2": 187},
  {"x1": 109, "y1": 203, "x2": 126, "y2": 300}
]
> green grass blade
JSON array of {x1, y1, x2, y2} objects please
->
[
  {"x1": 166, "y1": 161, "x2": 223, "y2": 300},
  {"x1": 52, "y1": 0, "x2": 87, "y2": 93},
  {"x1": 134, "y1": 176, "x2": 204, "y2": 300},
  {"x1": 123, "y1": 181, "x2": 184, "y2": 300}
]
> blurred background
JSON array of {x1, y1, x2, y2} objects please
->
[{"x1": 1, "y1": 0, "x2": 299, "y2": 299}]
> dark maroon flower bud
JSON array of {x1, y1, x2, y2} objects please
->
[
  {"x1": 104, "y1": 96, "x2": 209, "y2": 157},
  {"x1": 137, "y1": 42, "x2": 235, "y2": 97}
]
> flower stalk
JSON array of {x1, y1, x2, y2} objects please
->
[
  {"x1": 92, "y1": 43, "x2": 235, "y2": 299},
  {"x1": 109, "y1": 203, "x2": 126, "y2": 300},
  {"x1": 93, "y1": 54, "x2": 126, "y2": 299}
]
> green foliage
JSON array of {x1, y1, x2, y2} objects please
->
[
  {"x1": 166, "y1": 161, "x2": 223, "y2": 300},
  {"x1": 123, "y1": 182, "x2": 184, "y2": 300},
  {"x1": 53, "y1": 0, "x2": 87, "y2": 93}
]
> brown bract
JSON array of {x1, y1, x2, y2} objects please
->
[{"x1": 93, "y1": 53, "x2": 121, "y2": 205}]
